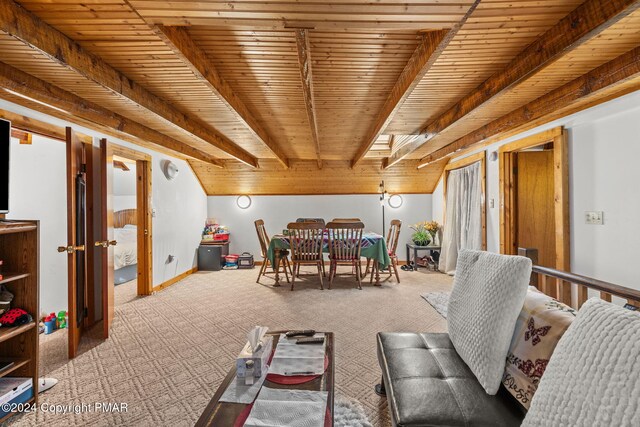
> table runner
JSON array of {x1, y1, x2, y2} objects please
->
[{"x1": 267, "y1": 232, "x2": 391, "y2": 269}]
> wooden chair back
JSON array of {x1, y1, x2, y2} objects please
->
[
  {"x1": 331, "y1": 218, "x2": 361, "y2": 222},
  {"x1": 254, "y1": 219, "x2": 270, "y2": 258},
  {"x1": 287, "y1": 222, "x2": 324, "y2": 262},
  {"x1": 326, "y1": 221, "x2": 365, "y2": 261},
  {"x1": 387, "y1": 219, "x2": 402, "y2": 256},
  {"x1": 296, "y1": 218, "x2": 326, "y2": 226}
]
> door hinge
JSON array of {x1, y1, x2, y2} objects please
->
[{"x1": 512, "y1": 166, "x2": 518, "y2": 175}]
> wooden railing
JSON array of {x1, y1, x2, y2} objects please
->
[{"x1": 519, "y1": 248, "x2": 640, "y2": 309}]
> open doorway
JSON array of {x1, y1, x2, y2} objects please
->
[
  {"x1": 499, "y1": 127, "x2": 572, "y2": 304},
  {"x1": 103, "y1": 143, "x2": 152, "y2": 338},
  {"x1": 112, "y1": 156, "x2": 138, "y2": 305}
]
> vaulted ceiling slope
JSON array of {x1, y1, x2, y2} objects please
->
[{"x1": 0, "y1": 0, "x2": 638, "y2": 195}]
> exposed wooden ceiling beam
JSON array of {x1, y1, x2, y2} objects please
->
[
  {"x1": 351, "y1": 29, "x2": 450, "y2": 167},
  {"x1": 0, "y1": 62, "x2": 224, "y2": 167},
  {"x1": 0, "y1": 0, "x2": 256, "y2": 168},
  {"x1": 418, "y1": 46, "x2": 640, "y2": 167},
  {"x1": 294, "y1": 28, "x2": 322, "y2": 169},
  {"x1": 154, "y1": 25, "x2": 290, "y2": 169},
  {"x1": 386, "y1": 0, "x2": 640, "y2": 169}
]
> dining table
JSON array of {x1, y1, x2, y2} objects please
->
[{"x1": 266, "y1": 231, "x2": 391, "y2": 286}]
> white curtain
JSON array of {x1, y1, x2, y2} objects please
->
[{"x1": 439, "y1": 161, "x2": 483, "y2": 275}]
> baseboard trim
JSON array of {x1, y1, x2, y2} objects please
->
[{"x1": 152, "y1": 267, "x2": 197, "y2": 293}]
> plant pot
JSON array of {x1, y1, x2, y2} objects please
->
[{"x1": 413, "y1": 239, "x2": 430, "y2": 247}]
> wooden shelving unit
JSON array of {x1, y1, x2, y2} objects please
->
[{"x1": 0, "y1": 220, "x2": 39, "y2": 422}]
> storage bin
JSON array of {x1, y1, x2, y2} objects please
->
[{"x1": 238, "y1": 252, "x2": 254, "y2": 269}]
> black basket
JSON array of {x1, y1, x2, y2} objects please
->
[{"x1": 238, "y1": 252, "x2": 254, "y2": 269}]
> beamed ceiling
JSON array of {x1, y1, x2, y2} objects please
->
[{"x1": 0, "y1": 0, "x2": 639, "y2": 194}]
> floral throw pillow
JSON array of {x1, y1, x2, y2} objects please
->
[{"x1": 502, "y1": 287, "x2": 576, "y2": 409}]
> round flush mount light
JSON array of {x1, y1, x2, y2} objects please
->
[
  {"x1": 162, "y1": 160, "x2": 179, "y2": 180},
  {"x1": 388, "y1": 194, "x2": 403, "y2": 209},
  {"x1": 236, "y1": 195, "x2": 252, "y2": 209}
]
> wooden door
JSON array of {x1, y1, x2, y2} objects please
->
[
  {"x1": 64, "y1": 127, "x2": 86, "y2": 359},
  {"x1": 100, "y1": 139, "x2": 115, "y2": 338},
  {"x1": 515, "y1": 151, "x2": 555, "y2": 267}
]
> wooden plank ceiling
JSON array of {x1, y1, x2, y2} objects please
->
[{"x1": 0, "y1": 0, "x2": 638, "y2": 195}]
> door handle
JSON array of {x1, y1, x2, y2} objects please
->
[
  {"x1": 57, "y1": 245, "x2": 86, "y2": 253},
  {"x1": 94, "y1": 240, "x2": 118, "y2": 248}
]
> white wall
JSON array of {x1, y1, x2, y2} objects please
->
[
  {"x1": 113, "y1": 164, "x2": 136, "y2": 212},
  {"x1": 7, "y1": 135, "x2": 68, "y2": 314},
  {"x1": 1, "y1": 99, "x2": 207, "y2": 299},
  {"x1": 440, "y1": 90, "x2": 640, "y2": 295},
  {"x1": 207, "y1": 194, "x2": 433, "y2": 261}
]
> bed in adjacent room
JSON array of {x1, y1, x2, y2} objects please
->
[{"x1": 114, "y1": 209, "x2": 138, "y2": 285}]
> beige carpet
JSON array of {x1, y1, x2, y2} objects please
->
[{"x1": 9, "y1": 267, "x2": 451, "y2": 426}]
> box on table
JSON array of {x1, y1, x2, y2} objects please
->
[
  {"x1": 236, "y1": 335, "x2": 273, "y2": 378},
  {"x1": 0, "y1": 377, "x2": 34, "y2": 418}
]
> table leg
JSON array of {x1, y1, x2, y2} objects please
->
[
  {"x1": 414, "y1": 248, "x2": 419, "y2": 270},
  {"x1": 406, "y1": 245, "x2": 410, "y2": 269},
  {"x1": 374, "y1": 261, "x2": 381, "y2": 286},
  {"x1": 273, "y1": 249, "x2": 281, "y2": 287}
]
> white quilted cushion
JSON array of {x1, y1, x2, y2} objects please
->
[
  {"x1": 523, "y1": 298, "x2": 640, "y2": 426},
  {"x1": 447, "y1": 249, "x2": 532, "y2": 394}
]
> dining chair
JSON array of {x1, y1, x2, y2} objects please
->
[
  {"x1": 369, "y1": 219, "x2": 402, "y2": 284},
  {"x1": 255, "y1": 219, "x2": 292, "y2": 284},
  {"x1": 331, "y1": 218, "x2": 361, "y2": 222},
  {"x1": 326, "y1": 221, "x2": 365, "y2": 290},
  {"x1": 287, "y1": 222, "x2": 325, "y2": 290}
]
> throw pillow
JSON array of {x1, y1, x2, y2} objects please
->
[
  {"x1": 523, "y1": 298, "x2": 640, "y2": 426},
  {"x1": 502, "y1": 287, "x2": 576, "y2": 408},
  {"x1": 447, "y1": 249, "x2": 532, "y2": 395}
]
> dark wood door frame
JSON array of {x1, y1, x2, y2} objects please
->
[
  {"x1": 442, "y1": 151, "x2": 487, "y2": 250},
  {"x1": 499, "y1": 127, "x2": 573, "y2": 304}
]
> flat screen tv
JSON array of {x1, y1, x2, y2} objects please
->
[{"x1": 0, "y1": 119, "x2": 10, "y2": 214}]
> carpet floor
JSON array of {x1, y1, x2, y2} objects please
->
[{"x1": 9, "y1": 267, "x2": 451, "y2": 426}]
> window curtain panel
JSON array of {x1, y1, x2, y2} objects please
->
[{"x1": 439, "y1": 161, "x2": 483, "y2": 275}]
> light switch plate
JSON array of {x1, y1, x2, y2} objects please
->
[{"x1": 585, "y1": 211, "x2": 604, "y2": 225}]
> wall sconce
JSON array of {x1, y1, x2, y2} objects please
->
[
  {"x1": 388, "y1": 194, "x2": 403, "y2": 209},
  {"x1": 236, "y1": 195, "x2": 252, "y2": 209}
]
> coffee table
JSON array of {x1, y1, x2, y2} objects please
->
[{"x1": 195, "y1": 332, "x2": 335, "y2": 426}]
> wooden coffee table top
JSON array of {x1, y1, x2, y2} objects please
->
[{"x1": 195, "y1": 332, "x2": 335, "y2": 427}]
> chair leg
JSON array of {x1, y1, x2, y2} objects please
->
[
  {"x1": 256, "y1": 259, "x2": 267, "y2": 283},
  {"x1": 322, "y1": 260, "x2": 326, "y2": 277},
  {"x1": 356, "y1": 262, "x2": 363, "y2": 290},
  {"x1": 370, "y1": 261, "x2": 376, "y2": 283},
  {"x1": 364, "y1": 258, "x2": 371, "y2": 278},
  {"x1": 393, "y1": 259, "x2": 400, "y2": 283},
  {"x1": 317, "y1": 263, "x2": 324, "y2": 290},
  {"x1": 329, "y1": 261, "x2": 335, "y2": 289},
  {"x1": 290, "y1": 262, "x2": 296, "y2": 291}
]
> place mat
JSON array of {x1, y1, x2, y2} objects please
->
[
  {"x1": 235, "y1": 404, "x2": 331, "y2": 427},
  {"x1": 219, "y1": 370, "x2": 268, "y2": 404},
  {"x1": 238, "y1": 388, "x2": 329, "y2": 427},
  {"x1": 268, "y1": 334, "x2": 326, "y2": 376},
  {"x1": 267, "y1": 355, "x2": 328, "y2": 385}
]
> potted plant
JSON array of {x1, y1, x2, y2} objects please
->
[{"x1": 410, "y1": 222, "x2": 431, "y2": 246}]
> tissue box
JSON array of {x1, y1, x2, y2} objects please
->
[{"x1": 236, "y1": 335, "x2": 273, "y2": 378}]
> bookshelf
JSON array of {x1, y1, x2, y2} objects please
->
[{"x1": 0, "y1": 220, "x2": 39, "y2": 422}]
